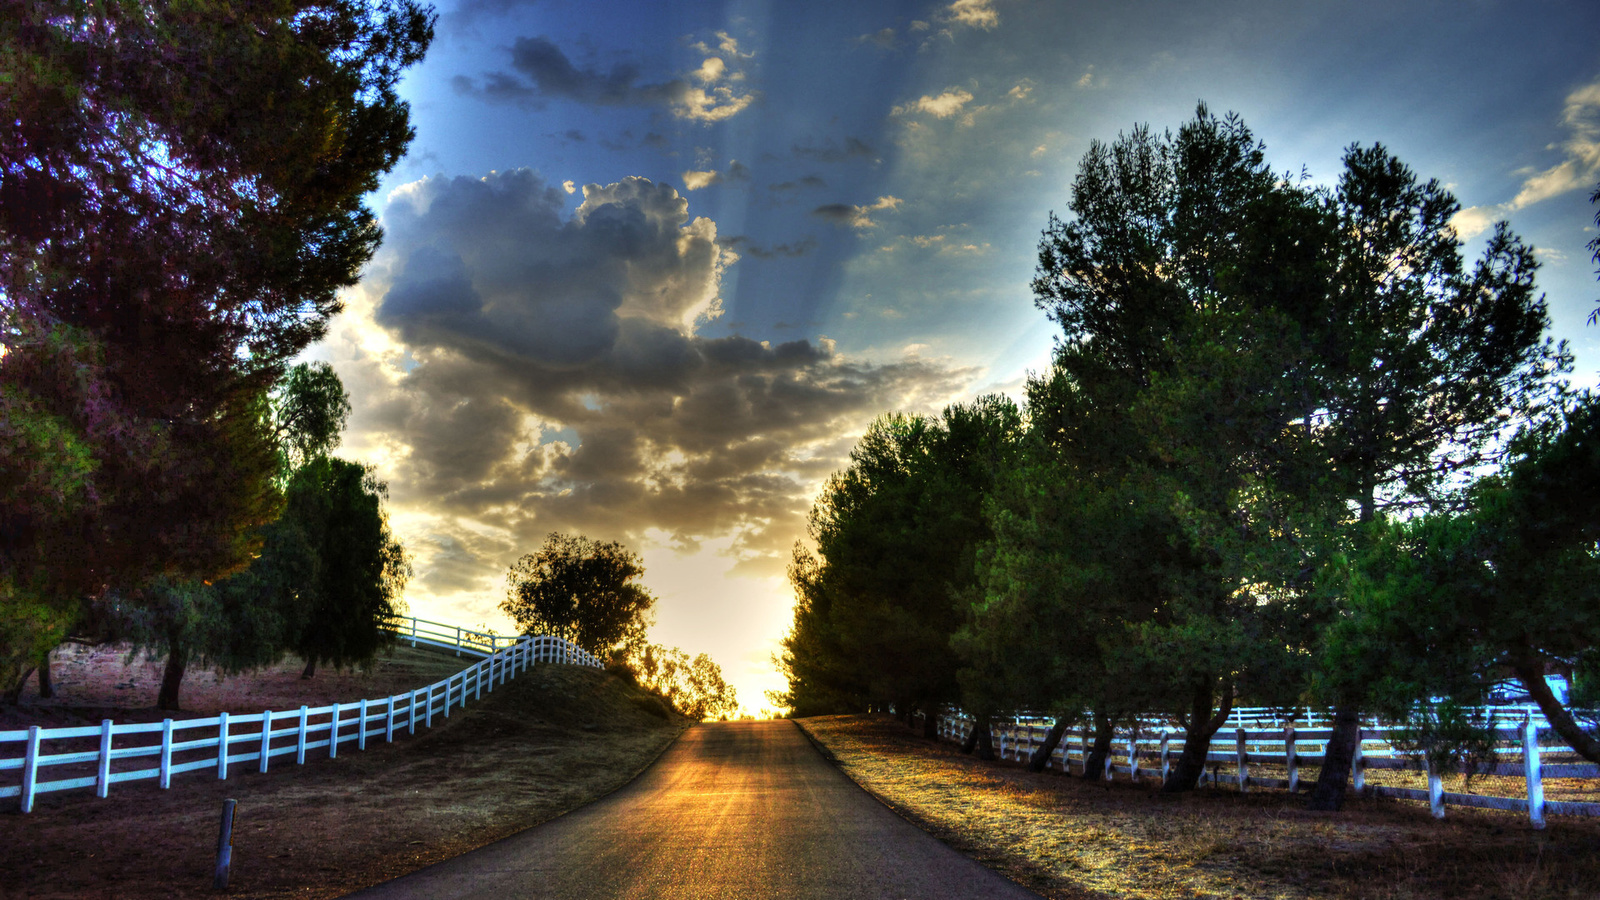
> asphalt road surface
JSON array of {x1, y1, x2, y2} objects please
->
[{"x1": 345, "y1": 719, "x2": 1042, "y2": 899}]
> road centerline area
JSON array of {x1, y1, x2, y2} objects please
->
[{"x1": 345, "y1": 719, "x2": 1041, "y2": 899}]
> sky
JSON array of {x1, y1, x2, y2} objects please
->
[{"x1": 313, "y1": 0, "x2": 1600, "y2": 715}]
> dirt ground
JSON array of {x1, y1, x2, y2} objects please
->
[
  {"x1": 0, "y1": 645, "x2": 689, "y2": 899},
  {"x1": 800, "y1": 715, "x2": 1600, "y2": 900}
]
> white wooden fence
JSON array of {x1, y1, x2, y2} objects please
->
[
  {"x1": 933, "y1": 710, "x2": 1600, "y2": 829},
  {"x1": 0, "y1": 617, "x2": 601, "y2": 813}
]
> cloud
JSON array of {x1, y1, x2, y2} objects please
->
[
  {"x1": 945, "y1": 0, "x2": 999, "y2": 30},
  {"x1": 892, "y1": 88, "x2": 975, "y2": 120},
  {"x1": 681, "y1": 160, "x2": 751, "y2": 191},
  {"x1": 769, "y1": 175, "x2": 827, "y2": 194},
  {"x1": 717, "y1": 236, "x2": 818, "y2": 258},
  {"x1": 454, "y1": 35, "x2": 757, "y2": 123},
  {"x1": 1454, "y1": 75, "x2": 1600, "y2": 239},
  {"x1": 791, "y1": 136, "x2": 877, "y2": 163},
  {"x1": 856, "y1": 28, "x2": 897, "y2": 49},
  {"x1": 336, "y1": 170, "x2": 970, "y2": 604},
  {"x1": 812, "y1": 195, "x2": 903, "y2": 229}
]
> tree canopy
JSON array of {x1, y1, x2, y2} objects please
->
[
  {"x1": 502, "y1": 534, "x2": 655, "y2": 658},
  {"x1": 0, "y1": 0, "x2": 434, "y2": 696}
]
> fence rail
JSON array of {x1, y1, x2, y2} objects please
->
[
  {"x1": 0, "y1": 619, "x2": 601, "y2": 813},
  {"x1": 933, "y1": 710, "x2": 1600, "y2": 829}
]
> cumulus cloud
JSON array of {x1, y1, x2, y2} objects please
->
[
  {"x1": 336, "y1": 170, "x2": 968, "y2": 602},
  {"x1": 1454, "y1": 75, "x2": 1600, "y2": 239},
  {"x1": 453, "y1": 35, "x2": 758, "y2": 123},
  {"x1": 812, "y1": 195, "x2": 903, "y2": 229},
  {"x1": 892, "y1": 88, "x2": 975, "y2": 119}
]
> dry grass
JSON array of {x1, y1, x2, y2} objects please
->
[
  {"x1": 1, "y1": 651, "x2": 688, "y2": 899},
  {"x1": 801, "y1": 715, "x2": 1600, "y2": 900}
]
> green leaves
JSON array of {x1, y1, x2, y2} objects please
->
[{"x1": 502, "y1": 533, "x2": 655, "y2": 659}]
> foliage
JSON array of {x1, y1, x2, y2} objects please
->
[
  {"x1": 627, "y1": 643, "x2": 738, "y2": 721},
  {"x1": 777, "y1": 396, "x2": 1021, "y2": 719},
  {"x1": 270, "y1": 362, "x2": 352, "y2": 475},
  {"x1": 502, "y1": 533, "x2": 655, "y2": 658},
  {"x1": 1012, "y1": 106, "x2": 1343, "y2": 790},
  {"x1": 1320, "y1": 393, "x2": 1600, "y2": 765},
  {"x1": 287, "y1": 457, "x2": 411, "y2": 677},
  {"x1": 0, "y1": 0, "x2": 433, "y2": 695}
]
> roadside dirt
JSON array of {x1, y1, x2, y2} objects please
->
[
  {"x1": 801, "y1": 714, "x2": 1600, "y2": 900},
  {"x1": 0, "y1": 645, "x2": 689, "y2": 899}
]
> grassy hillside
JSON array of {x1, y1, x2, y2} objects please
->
[{"x1": 1, "y1": 657, "x2": 688, "y2": 900}]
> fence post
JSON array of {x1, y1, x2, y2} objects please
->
[
  {"x1": 160, "y1": 719, "x2": 174, "y2": 789},
  {"x1": 409, "y1": 689, "x2": 419, "y2": 734},
  {"x1": 296, "y1": 706, "x2": 309, "y2": 765},
  {"x1": 1524, "y1": 715, "x2": 1545, "y2": 829},
  {"x1": 1236, "y1": 727, "x2": 1248, "y2": 793},
  {"x1": 329, "y1": 703, "x2": 341, "y2": 758},
  {"x1": 425, "y1": 685, "x2": 433, "y2": 729},
  {"x1": 359, "y1": 699, "x2": 369, "y2": 751},
  {"x1": 260, "y1": 711, "x2": 273, "y2": 773},
  {"x1": 1128, "y1": 735, "x2": 1140, "y2": 783},
  {"x1": 96, "y1": 719, "x2": 113, "y2": 798},
  {"x1": 1160, "y1": 731, "x2": 1171, "y2": 784},
  {"x1": 455, "y1": 625, "x2": 462, "y2": 656},
  {"x1": 1426, "y1": 752, "x2": 1444, "y2": 818},
  {"x1": 21, "y1": 725, "x2": 40, "y2": 813},
  {"x1": 1352, "y1": 726, "x2": 1365, "y2": 792},
  {"x1": 1285, "y1": 724, "x2": 1298, "y2": 793},
  {"x1": 386, "y1": 695, "x2": 397, "y2": 743},
  {"x1": 410, "y1": 616, "x2": 418, "y2": 648},
  {"x1": 217, "y1": 712, "x2": 230, "y2": 780}
]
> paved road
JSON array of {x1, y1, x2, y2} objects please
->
[{"x1": 346, "y1": 720, "x2": 1041, "y2": 899}]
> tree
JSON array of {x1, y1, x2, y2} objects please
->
[
  {"x1": 0, "y1": 0, "x2": 434, "y2": 696},
  {"x1": 502, "y1": 534, "x2": 655, "y2": 658},
  {"x1": 1588, "y1": 181, "x2": 1600, "y2": 325},
  {"x1": 630, "y1": 644, "x2": 739, "y2": 720},
  {"x1": 780, "y1": 397, "x2": 1020, "y2": 735},
  {"x1": 771, "y1": 544, "x2": 870, "y2": 717},
  {"x1": 1304, "y1": 146, "x2": 1567, "y2": 810},
  {"x1": 1318, "y1": 392, "x2": 1600, "y2": 768},
  {"x1": 1025, "y1": 106, "x2": 1338, "y2": 791},
  {"x1": 289, "y1": 457, "x2": 411, "y2": 679}
]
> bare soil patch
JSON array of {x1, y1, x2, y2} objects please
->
[
  {"x1": 1, "y1": 646, "x2": 688, "y2": 899},
  {"x1": 800, "y1": 715, "x2": 1600, "y2": 900}
]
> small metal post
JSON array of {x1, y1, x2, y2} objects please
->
[{"x1": 214, "y1": 798, "x2": 237, "y2": 890}]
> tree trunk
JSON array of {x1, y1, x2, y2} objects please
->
[
  {"x1": 36, "y1": 653, "x2": 52, "y2": 700},
  {"x1": 3, "y1": 668, "x2": 36, "y2": 705},
  {"x1": 962, "y1": 712, "x2": 995, "y2": 760},
  {"x1": 1514, "y1": 658, "x2": 1600, "y2": 765},
  {"x1": 1081, "y1": 712, "x2": 1116, "y2": 780},
  {"x1": 1309, "y1": 484, "x2": 1380, "y2": 809},
  {"x1": 301, "y1": 657, "x2": 317, "y2": 679},
  {"x1": 1162, "y1": 680, "x2": 1234, "y2": 792},
  {"x1": 1028, "y1": 718, "x2": 1071, "y2": 772},
  {"x1": 922, "y1": 705, "x2": 939, "y2": 740},
  {"x1": 157, "y1": 645, "x2": 188, "y2": 711},
  {"x1": 1307, "y1": 706, "x2": 1361, "y2": 810}
]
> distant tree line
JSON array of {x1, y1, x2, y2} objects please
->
[
  {"x1": 776, "y1": 105, "x2": 1600, "y2": 811},
  {"x1": 1, "y1": 1, "x2": 434, "y2": 708}
]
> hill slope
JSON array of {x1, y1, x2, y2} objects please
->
[{"x1": 1, "y1": 660, "x2": 688, "y2": 900}]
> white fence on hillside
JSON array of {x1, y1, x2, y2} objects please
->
[
  {"x1": 0, "y1": 617, "x2": 601, "y2": 813},
  {"x1": 932, "y1": 709, "x2": 1600, "y2": 829}
]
